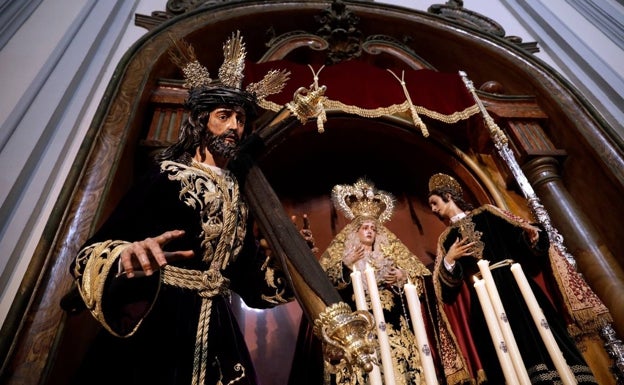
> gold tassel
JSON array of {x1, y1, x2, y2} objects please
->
[
  {"x1": 387, "y1": 69, "x2": 429, "y2": 137},
  {"x1": 317, "y1": 107, "x2": 327, "y2": 133}
]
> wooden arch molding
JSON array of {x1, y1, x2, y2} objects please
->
[{"x1": 3, "y1": 1, "x2": 624, "y2": 384}]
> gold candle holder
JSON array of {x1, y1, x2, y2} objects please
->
[{"x1": 313, "y1": 302, "x2": 377, "y2": 373}]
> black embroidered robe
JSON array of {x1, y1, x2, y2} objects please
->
[
  {"x1": 433, "y1": 205, "x2": 597, "y2": 385},
  {"x1": 69, "y1": 160, "x2": 292, "y2": 385}
]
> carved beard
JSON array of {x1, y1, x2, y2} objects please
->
[{"x1": 206, "y1": 130, "x2": 240, "y2": 159}]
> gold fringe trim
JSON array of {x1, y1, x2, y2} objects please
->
[
  {"x1": 431, "y1": 226, "x2": 476, "y2": 385},
  {"x1": 257, "y1": 65, "x2": 479, "y2": 134},
  {"x1": 414, "y1": 104, "x2": 480, "y2": 124},
  {"x1": 477, "y1": 205, "x2": 613, "y2": 335},
  {"x1": 446, "y1": 369, "x2": 475, "y2": 385},
  {"x1": 387, "y1": 70, "x2": 429, "y2": 137},
  {"x1": 260, "y1": 96, "x2": 480, "y2": 133},
  {"x1": 476, "y1": 369, "x2": 488, "y2": 385},
  {"x1": 548, "y1": 246, "x2": 613, "y2": 336}
]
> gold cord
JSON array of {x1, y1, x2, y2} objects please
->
[{"x1": 162, "y1": 161, "x2": 243, "y2": 385}]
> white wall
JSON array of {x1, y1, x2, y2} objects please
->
[
  {"x1": 0, "y1": 0, "x2": 622, "y2": 329},
  {"x1": 380, "y1": 0, "x2": 563, "y2": 70},
  {"x1": 381, "y1": 0, "x2": 624, "y2": 134},
  {"x1": 0, "y1": 0, "x2": 146, "y2": 326}
]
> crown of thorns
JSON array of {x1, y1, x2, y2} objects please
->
[{"x1": 169, "y1": 31, "x2": 290, "y2": 105}]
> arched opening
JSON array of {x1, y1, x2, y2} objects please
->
[{"x1": 4, "y1": 2, "x2": 622, "y2": 384}]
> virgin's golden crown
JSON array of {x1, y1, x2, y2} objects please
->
[{"x1": 332, "y1": 178, "x2": 394, "y2": 223}]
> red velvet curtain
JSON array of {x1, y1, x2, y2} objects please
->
[{"x1": 246, "y1": 59, "x2": 475, "y2": 118}]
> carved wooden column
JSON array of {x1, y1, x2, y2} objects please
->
[
  {"x1": 471, "y1": 76, "x2": 624, "y2": 379},
  {"x1": 505, "y1": 119, "x2": 624, "y2": 338},
  {"x1": 522, "y1": 156, "x2": 624, "y2": 337}
]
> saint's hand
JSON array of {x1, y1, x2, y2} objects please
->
[
  {"x1": 525, "y1": 224, "x2": 541, "y2": 246},
  {"x1": 445, "y1": 237, "x2": 475, "y2": 264},
  {"x1": 119, "y1": 229, "x2": 194, "y2": 278}
]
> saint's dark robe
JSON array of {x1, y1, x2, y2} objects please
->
[{"x1": 433, "y1": 205, "x2": 597, "y2": 385}]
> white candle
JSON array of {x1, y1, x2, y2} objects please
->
[
  {"x1": 365, "y1": 263, "x2": 396, "y2": 385},
  {"x1": 510, "y1": 263, "x2": 578, "y2": 385},
  {"x1": 404, "y1": 279, "x2": 439, "y2": 385},
  {"x1": 351, "y1": 266, "x2": 368, "y2": 311},
  {"x1": 477, "y1": 260, "x2": 531, "y2": 385},
  {"x1": 473, "y1": 277, "x2": 519, "y2": 385},
  {"x1": 350, "y1": 266, "x2": 383, "y2": 385}
]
